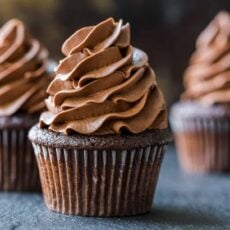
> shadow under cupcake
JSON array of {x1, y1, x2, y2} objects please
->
[
  {"x1": 29, "y1": 18, "x2": 171, "y2": 216},
  {"x1": 170, "y1": 11, "x2": 230, "y2": 173}
]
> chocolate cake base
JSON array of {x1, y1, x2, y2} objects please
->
[
  {"x1": 29, "y1": 125, "x2": 171, "y2": 216},
  {"x1": 0, "y1": 114, "x2": 40, "y2": 191},
  {"x1": 170, "y1": 102, "x2": 230, "y2": 173}
]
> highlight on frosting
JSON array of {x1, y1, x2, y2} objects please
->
[
  {"x1": 40, "y1": 18, "x2": 167, "y2": 135},
  {"x1": 182, "y1": 11, "x2": 230, "y2": 105},
  {"x1": 0, "y1": 19, "x2": 52, "y2": 116}
]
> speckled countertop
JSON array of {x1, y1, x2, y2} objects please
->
[{"x1": 0, "y1": 146, "x2": 229, "y2": 230}]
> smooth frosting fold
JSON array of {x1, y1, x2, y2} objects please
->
[
  {"x1": 0, "y1": 19, "x2": 52, "y2": 116},
  {"x1": 182, "y1": 11, "x2": 230, "y2": 105},
  {"x1": 40, "y1": 18, "x2": 167, "y2": 135}
]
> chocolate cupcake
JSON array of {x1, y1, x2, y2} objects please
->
[
  {"x1": 170, "y1": 11, "x2": 230, "y2": 173},
  {"x1": 0, "y1": 19, "x2": 53, "y2": 191},
  {"x1": 29, "y1": 18, "x2": 171, "y2": 216}
]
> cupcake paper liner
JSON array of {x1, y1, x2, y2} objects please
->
[
  {"x1": 0, "y1": 128, "x2": 40, "y2": 191},
  {"x1": 171, "y1": 115, "x2": 230, "y2": 173},
  {"x1": 32, "y1": 142, "x2": 167, "y2": 216}
]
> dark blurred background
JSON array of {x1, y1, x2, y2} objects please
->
[{"x1": 0, "y1": 0, "x2": 229, "y2": 105}]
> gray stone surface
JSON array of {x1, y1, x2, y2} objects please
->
[{"x1": 0, "y1": 146, "x2": 229, "y2": 230}]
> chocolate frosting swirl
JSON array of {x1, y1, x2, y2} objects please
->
[
  {"x1": 0, "y1": 19, "x2": 52, "y2": 116},
  {"x1": 40, "y1": 18, "x2": 167, "y2": 135},
  {"x1": 182, "y1": 11, "x2": 230, "y2": 105}
]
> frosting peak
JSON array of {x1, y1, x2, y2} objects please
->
[
  {"x1": 62, "y1": 18, "x2": 130, "y2": 56},
  {"x1": 40, "y1": 18, "x2": 167, "y2": 135},
  {"x1": 182, "y1": 11, "x2": 230, "y2": 105},
  {"x1": 0, "y1": 19, "x2": 52, "y2": 116}
]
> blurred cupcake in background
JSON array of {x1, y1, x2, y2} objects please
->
[
  {"x1": 0, "y1": 19, "x2": 54, "y2": 191},
  {"x1": 29, "y1": 18, "x2": 171, "y2": 216},
  {"x1": 170, "y1": 11, "x2": 230, "y2": 173}
]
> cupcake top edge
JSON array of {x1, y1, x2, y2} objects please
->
[
  {"x1": 181, "y1": 11, "x2": 230, "y2": 106},
  {"x1": 0, "y1": 18, "x2": 54, "y2": 117},
  {"x1": 39, "y1": 17, "x2": 168, "y2": 136},
  {"x1": 29, "y1": 125, "x2": 171, "y2": 149},
  {"x1": 170, "y1": 101, "x2": 230, "y2": 118}
]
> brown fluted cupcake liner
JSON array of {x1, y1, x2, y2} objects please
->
[
  {"x1": 170, "y1": 102, "x2": 230, "y2": 173},
  {"x1": 31, "y1": 143, "x2": 167, "y2": 216},
  {"x1": 0, "y1": 115, "x2": 40, "y2": 191}
]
